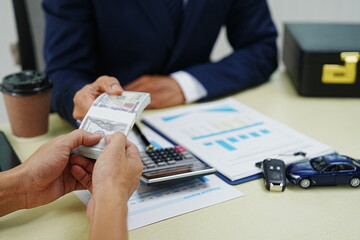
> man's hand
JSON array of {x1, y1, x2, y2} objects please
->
[
  {"x1": 124, "y1": 75, "x2": 185, "y2": 109},
  {"x1": 70, "y1": 133, "x2": 143, "y2": 240},
  {"x1": 73, "y1": 76, "x2": 123, "y2": 121},
  {"x1": 18, "y1": 130, "x2": 102, "y2": 209},
  {"x1": 70, "y1": 133, "x2": 143, "y2": 218}
]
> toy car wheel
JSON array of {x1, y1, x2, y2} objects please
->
[
  {"x1": 349, "y1": 177, "x2": 360, "y2": 187},
  {"x1": 299, "y1": 178, "x2": 311, "y2": 189}
]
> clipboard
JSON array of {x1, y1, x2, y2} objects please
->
[{"x1": 141, "y1": 98, "x2": 334, "y2": 185}]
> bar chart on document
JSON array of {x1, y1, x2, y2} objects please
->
[{"x1": 143, "y1": 98, "x2": 334, "y2": 182}]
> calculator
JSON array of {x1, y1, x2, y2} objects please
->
[{"x1": 140, "y1": 145, "x2": 216, "y2": 185}]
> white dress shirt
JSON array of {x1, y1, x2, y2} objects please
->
[{"x1": 171, "y1": 71, "x2": 207, "y2": 103}]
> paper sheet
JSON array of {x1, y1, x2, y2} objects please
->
[
  {"x1": 75, "y1": 175, "x2": 243, "y2": 230},
  {"x1": 143, "y1": 98, "x2": 334, "y2": 182}
]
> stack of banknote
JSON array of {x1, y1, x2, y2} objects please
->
[{"x1": 74, "y1": 91, "x2": 150, "y2": 159}]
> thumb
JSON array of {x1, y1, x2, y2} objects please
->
[
  {"x1": 62, "y1": 130, "x2": 102, "y2": 150},
  {"x1": 95, "y1": 75, "x2": 123, "y2": 95}
]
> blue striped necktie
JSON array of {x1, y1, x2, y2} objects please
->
[{"x1": 164, "y1": 0, "x2": 183, "y2": 37}]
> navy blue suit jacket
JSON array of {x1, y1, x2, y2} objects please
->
[{"x1": 43, "y1": 0, "x2": 278, "y2": 126}]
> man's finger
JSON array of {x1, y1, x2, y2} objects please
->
[
  {"x1": 59, "y1": 130, "x2": 102, "y2": 150},
  {"x1": 126, "y1": 139, "x2": 140, "y2": 157},
  {"x1": 71, "y1": 164, "x2": 93, "y2": 193},
  {"x1": 72, "y1": 84, "x2": 99, "y2": 120},
  {"x1": 95, "y1": 75, "x2": 123, "y2": 95},
  {"x1": 70, "y1": 155, "x2": 95, "y2": 192},
  {"x1": 99, "y1": 132, "x2": 127, "y2": 163},
  {"x1": 70, "y1": 154, "x2": 95, "y2": 174}
]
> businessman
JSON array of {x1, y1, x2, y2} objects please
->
[{"x1": 43, "y1": 0, "x2": 278, "y2": 126}]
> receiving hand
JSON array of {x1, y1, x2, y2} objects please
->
[
  {"x1": 73, "y1": 75, "x2": 123, "y2": 121},
  {"x1": 18, "y1": 130, "x2": 102, "y2": 209},
  {"x1": 124, "y1": 75, "x2": 185, "y2": 109},
  {"x1": 70, "y1": 132, "x2": 143, "y2": 221}
]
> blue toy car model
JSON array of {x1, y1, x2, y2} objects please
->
[{"x1": 286, "y1": 153, "x2": 360, "y2": 188}]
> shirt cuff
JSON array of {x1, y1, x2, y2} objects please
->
[{"x1": 171, "y1": 71, "x2": 207, "y2": 103}]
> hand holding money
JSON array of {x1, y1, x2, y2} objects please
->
[{"x1": 74, "y1": 91, "x2": 150, "y2": 159}]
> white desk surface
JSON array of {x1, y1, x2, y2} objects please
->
[{"x1": 1, "y1": 70, "x2": 359, "y2": 240}]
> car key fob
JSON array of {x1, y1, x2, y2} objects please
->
[{"x1": 262, "y1": 158, "x2": 286, "y2": 192}]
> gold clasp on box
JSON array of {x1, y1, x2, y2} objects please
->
[{"x1": 322, "y1": 52, "x2": 359, "y2": 84}]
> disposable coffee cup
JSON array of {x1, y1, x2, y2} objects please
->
[{"x1": 0, "y1": 70, "x2": 52, "y2": 138}]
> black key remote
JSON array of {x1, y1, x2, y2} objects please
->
[{"x1": 262, "y1": 158, "x2": 286, "y2": 192}]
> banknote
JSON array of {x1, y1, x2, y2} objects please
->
[
  {"x1": 73, "y1": 91, "x2": 150, "y2": 159},
  {"x1": 93, "y1": 91, "x2": 150, "y2": 115}
]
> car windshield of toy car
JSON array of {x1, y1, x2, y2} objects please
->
[
  {"x1": 352, "y1": 160, "x2": 360, "y2": 168},
  {"x1": 310, "y1": 159, "x2": 328, "y2": 171}
]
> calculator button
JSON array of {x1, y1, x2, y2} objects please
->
[
  {"x1": 174, "y1": 156, "x2": 183, "y2": 160},
  {"x1": 146, "y1": 163, "x2": 156, "y2": 168},
  {"x1": 183, "y1": 153, "x2": 194, "y2": 159},
  {"x1": 167, "y1": 160, "x2": 176, "y2": 165},
  {"x1": 143, "y1": 160, "x2": 154, "y2": 165},
  {"x1": 157, "y1": 162, "x2": 167, "y2": 167},
  {"x1": 174, "y1": 145, "x2": 186, "y2": 152},
  {"x1": 151, "y1": 155, "x2": 160, "y2": 160}
]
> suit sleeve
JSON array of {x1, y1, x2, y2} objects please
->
[
  {"x1": 43, "y1": 0, "x2": 97, "y2": 126},
  {"x1": 185, "y1": 0, "x2": 278, "y2": 99}
]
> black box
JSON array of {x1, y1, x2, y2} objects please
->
[{"x1": 283, "y1": 23, "x2": 360, "y2": 97}]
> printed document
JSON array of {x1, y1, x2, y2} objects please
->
[
  {"x1": 75, "y1": 175, "x2": 243, "y2": 230},
  {"x1": 142, "y1": 98, "x2": 334, "y2": 182}
]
